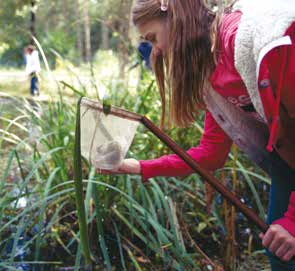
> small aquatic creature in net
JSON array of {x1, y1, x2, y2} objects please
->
[{"x1": 94, "y1": 140, "x2": 123, "y2": 170}]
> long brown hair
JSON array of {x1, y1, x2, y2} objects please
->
[{"x1": 132, "y1": 0, "x2": 218, "y2": 127}]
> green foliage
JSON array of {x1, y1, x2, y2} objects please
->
[
  {"x1": 41, "y1": 30, "x2": 77, "y2": 67},
  {"x1": 0, "y1": 52, "x2": 270, "y2": 270},
  {"x1": 0, "y1": 0, "x2": 134, "y2": 67},
  {"x1": 0, "y1": 0, "x2": 37, "y2": 66}
]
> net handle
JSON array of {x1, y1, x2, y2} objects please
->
[{"x1": 140, "y1": 116, "x2": 269, "y2": 232}]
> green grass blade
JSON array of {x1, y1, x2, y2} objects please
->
[
  {"x1": 127, "y1": 248, "x2": 143, "y2": 271},
  {"x1": 60, "y1": 80, "x2": 86, "y2": 97},
  {"x1": 73, "y1": 97, "x2": 91, "y2": 264},
  {"x1": 8, "y1": 215, "x2": 26, "y2": 262},
  {"x1": 34, "y1": 167, "x2": 60, "y2": 261},
  {"x1": 112, "y1": 220, "x2": 127, "y2": 271},
  {"x1": 74, "y1": 242, "x2": 83, "y2": 271},
  {"x1": 93, "y1": 181, "x2": 112, "y2": 271}
]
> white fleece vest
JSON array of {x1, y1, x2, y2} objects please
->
[{"x1": 233, "y1": 0, "x2": 295, "y2": 122}]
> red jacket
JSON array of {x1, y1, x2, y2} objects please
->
[{"x1": 140, "y1": 12, "x2": 295, "y2": 235}]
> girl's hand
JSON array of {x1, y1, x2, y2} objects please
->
[
  {"x1": 259, "y1": 224, "x2": 295, "y2": 262},
  {"x1": 96, "y1": 158, "x2": 141, "y2": 175}
]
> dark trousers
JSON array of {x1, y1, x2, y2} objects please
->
[
  {"x1": 30, "y1": 73, "x2": 39, "y2": 95},
  {"x1": 266, "y1": 151, "x2": 295, "y2": 270}
]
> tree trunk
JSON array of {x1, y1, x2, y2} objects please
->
[
  {"x1": 118, "y1": 23, "x2": 128, "y2": 80},
  {"x1": 101, "y1": 23, "x2": 109, "y2": 50},
  {"x1": 62, "y1": 0, "x2": 70, "y2": 35},
  {"x1": 76, "y1": 0, "x2": 83, "y2": 64},
  {"x1": 83, "y1": 0, "x2": 91, "y2": 62},
  {"x1": 30, "y1": 0, "x2": 36, "y2": 43}
]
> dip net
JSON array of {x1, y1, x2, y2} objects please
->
[{"x1": 80, "y1": 97, "x2": 140, "y2": 170}]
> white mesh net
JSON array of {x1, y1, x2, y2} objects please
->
[{"x1": 80, "y1": 98, "x2": 139, "y2": 170}]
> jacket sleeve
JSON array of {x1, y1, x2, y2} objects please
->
[
  {"x1": 265, "y1": 22, "x2": 295, "y2": 119},
  {"x1": 139, "y1": 110, "x2": 233, "y2": 181},
  {"x1": 280, "y1": 22, "x2": 295, "y2": 118},
  {"x1": 279, "y1": 44, "x2": 295, "y2": 119},
  {"x1": 273, "y1": 192, "x2": 295, "y2": 237}
]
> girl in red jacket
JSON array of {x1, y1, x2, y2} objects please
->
[{"x1": 107, "y1": 0, "x2": 295, "y2": 269}]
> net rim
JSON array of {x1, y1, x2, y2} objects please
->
[{"x1": 81, "y1": 98, "x2": 142, "y2": 122}]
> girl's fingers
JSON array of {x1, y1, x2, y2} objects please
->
[
  {"x1": 120, "y1": 159, "x2": 141, "y2": 174},
  {"x1": 261, "y1": 225, "x2": 295, "y2": 261},
  {"x1": 268, "y1": 236, "x2": 284, "y2": 254},
  {"x1": 262, "y1": 226, "x2": 276, "y2": 248},
  {"x1": 275, "y1": 243, "x2": 291, "y2": 259},
  {"x1": 95, "y1": 159, "x2": 141, "y2": 175},
  {"x1": 282, "y1": 248, "x2": 295, "y2": 262}
]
